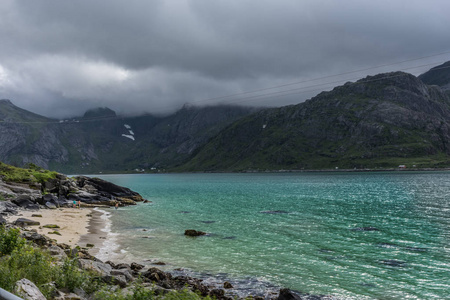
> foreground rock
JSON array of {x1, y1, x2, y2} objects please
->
[
  {"x1": 14, "y1": 278, "x2": 46, "y2": 300},
  {"x1": 14, "y1": 218, "x2": 40, "y2": 227}
]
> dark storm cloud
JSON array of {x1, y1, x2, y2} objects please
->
[{"x1": 1, "y1": 0, "x2": 450, "y2": 117}]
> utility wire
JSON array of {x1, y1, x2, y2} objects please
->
[{"x1": 189, "y1": 50, "x2": 450, "y2": 104}]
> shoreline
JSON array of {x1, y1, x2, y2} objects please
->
[
  {"x1": 4, "y1": 206, "x2": 332, "y2": 299},
  {"x1": 83, "y1": 167, "x2": 450, "y2": 176}
]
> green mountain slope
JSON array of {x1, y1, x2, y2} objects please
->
[{"x1": 180, "y1": 72, "x2": 450, "y2": 171}]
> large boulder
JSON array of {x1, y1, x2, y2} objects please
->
[
  {"x1": 78, "y1": 259, "x2": 112, "y2": 276},
  {"x1": 277, "y1": 289, "x2": 302, "y2": 300},
  {"x1": 43, "y1": 178, "x2": 59, "y2": 193},
  {"x1": 21, "y1": 231, "x2": 51, "y2": 246},
  {"x1": 14, "y1": 278, "x2": 46, "y2": 300},
  {"x1": 36, "y1": 193, "x2": 57, "y2": 205},
  {"x1": 14, "y1": 218, "x2": 40, "y2": 227},
  {"x1": 45, "y1": 201, "x2": 57, "y2": 209},
  {"x1": 47, "y1": 245, "x2": 68, "y2": 260},
  {"x1": 12, "y1": 195, "x2": 39, "y2": 210}
]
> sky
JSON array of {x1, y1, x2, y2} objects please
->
[{"x1": 1, "y1": 0, "x2": 450, "y2": 118}]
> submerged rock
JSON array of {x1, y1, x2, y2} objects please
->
[
  {"x1": 260, "y1": 210, "x2": 289, "y2": 214},
  {"x1": 379, "y1": 259, "x2": 407, "y2": 267},
  {"x1": 184, "y1": 229, "x2": 207, "y2": 236},
  {"x1": 351, "y1": 226, "x2": 380, "y2": 231},
  {"x1": 405, "y1": 246, "x2": 428, "y2": 252}
]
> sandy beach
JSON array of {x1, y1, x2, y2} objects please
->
[{"x1": 6, "y1": 207, "x2": 106, "y2": 249}]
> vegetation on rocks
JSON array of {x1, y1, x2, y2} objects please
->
[
  {"x1": 0, "y1": 226, "x2": 96, "y2": 298},
  {"x1": 0, "y1": 162, "x2": 58, "y2": 185},
  {"x1": 0, "y1": 225, "x2": 211, "y2": 299}
]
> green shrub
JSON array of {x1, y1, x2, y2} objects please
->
[
  {"x1": 0, "y1": 226, "x2": 25, "y2": 256},
  {"x1": 0, "y1": 227, "x2": 96, "y2": 297},
  {"x1": 56, "y1": 259, "x2": 90, "y2": 291},
  {"x1": 0, "y1": 243, "x2": 57, "y2": 297}
]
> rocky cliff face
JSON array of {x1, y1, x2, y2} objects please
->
[
  {"x1": 181, "y1": 71, "x2": 450, "y2": 171},
  {"x1": 0, "y1": 100, "x2": 253, "y2": 173}
]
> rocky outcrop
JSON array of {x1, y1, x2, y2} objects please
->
[
  {"x1": 75, "y1": 176, "x2": 144, "y2": 203},
  {"x1": 1, "y1": 166, "x2": 147, "y2": 211}
]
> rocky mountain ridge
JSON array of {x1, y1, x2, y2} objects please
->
[{"x1": 180, "y1": 70, "x2": 450, "y2": 171}]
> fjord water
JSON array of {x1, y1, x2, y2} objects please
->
[{"x1": 98, "y1": 172, "x2": 449, "y2": 299}]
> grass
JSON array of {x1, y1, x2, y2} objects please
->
[{"x1": 0, "y1": 162, "x2": 58, "y2": 184}]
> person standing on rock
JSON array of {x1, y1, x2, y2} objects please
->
[
  {"x1": 73, "y1": 200, "x2": 76, "y2": 208},
  {"x1": 77, "y1": 200, "x2": 81, "y2": 209}
]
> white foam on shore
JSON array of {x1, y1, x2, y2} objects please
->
[{"x1": 94, "y1": 208, "x2": 121, "y2": 262}]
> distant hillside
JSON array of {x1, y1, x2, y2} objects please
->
[
  {"x1": 0, "y1": 100, "x2": 254, "y2": 173},
  {"x1": 179, "y1": 71, "x2": 450, "y2": 171}
]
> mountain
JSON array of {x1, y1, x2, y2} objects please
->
[
  {"x1": 418, "y1": 61, "x2": 450, "y2": 91},
  {"x1": 0, "y1": 101, "x2": 254, "y2": 173},
  {"x1": 3, "y1": 63, "x2": 450, "y2": 173},
  {"x1": 179, "y1": 71, "x2": 450, "y2": 171}
]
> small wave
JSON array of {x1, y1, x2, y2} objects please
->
[{"x1": 94, "y1": 208, "x2": 121, "y2": 261}]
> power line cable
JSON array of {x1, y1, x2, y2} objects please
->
[{"x1": 189, "y1": 50, "x2": 450, "y2": 105}]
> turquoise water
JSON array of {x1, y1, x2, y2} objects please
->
[{"x1": 98, "y1": 172, "x2": 450, "y2": 299}]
